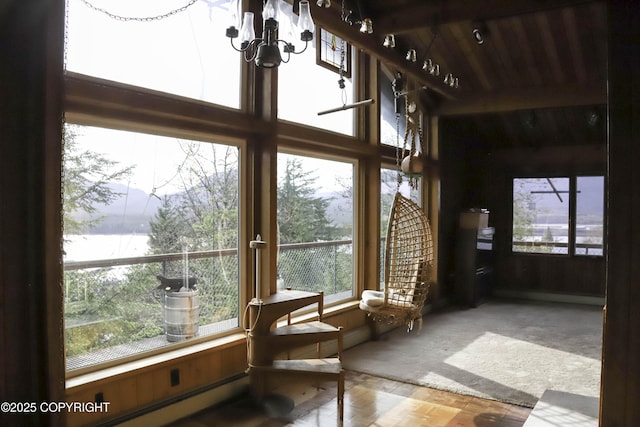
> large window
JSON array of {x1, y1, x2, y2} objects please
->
[
  {"x1": 65, "y1": 0, "x2": 241, "y2": 108},
  {"x1": 512, "y1": 176, "x2": 604, "y2": 255},
  {"x1": 278, "y1": 3, "x2": 354, "y2": 135},
  {"x1": 277, "y1": 153, "x2": 355, "y2": 302},
  {"x1": 63, "y1": 124, "x2": 241, "y2": 372}
]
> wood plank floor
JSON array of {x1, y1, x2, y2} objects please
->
[{"x1": 168, "y1": 371, "x2": 531, "y2": 426}]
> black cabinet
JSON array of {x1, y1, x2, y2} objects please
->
[{"x1": 454, "y1": 211, "x2": 494, "y2": 307}]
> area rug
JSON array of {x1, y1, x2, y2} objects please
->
[{"x1": 342, "y1": 299, "x2": 602, "y2": 408}]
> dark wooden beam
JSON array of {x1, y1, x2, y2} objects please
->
[
  {"x1": 433, "y1": 82, "x2": 606, "y2": 116},
  {"x1": 601, "y1": 0, "x2": 640, "y2": 425},
  {"x1": 375, "y1": 0, "x2": 603, "y2": 35},
  {"x1": 0, "y1": 1, "x2": 66, "y2": 426},
  {"x1": 311, "y1": 6, "x2": 456, "y2": 100}
]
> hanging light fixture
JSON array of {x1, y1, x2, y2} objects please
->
[
  {"x1": 444, "y1": 73, "x2": 459, "y2": 88},
  {"x1": 316, "y1": 0, "x2": 331, "y2": 7},
  {"x1": 422, "y1": 58, "x2": 440, "y2": 76},
  {"x1": 226, "y1": 0, "x2": 314, "y2": 68},
  {"x1": 383, "y1": 34, "x2": 396, "y2": 48},
  {"x1": 360, "y1": 18, "x2": 373, "y2": 34}
]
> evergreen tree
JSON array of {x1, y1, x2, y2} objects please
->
[
  {"x1": 148, "y1": 196, "x2": 188, "y2": 254},
  {"x1": 277, "y1": 158, "x2": 335, "y2": 244},
  {"x1": 512, "y1": 180, "x2": 536, "y2": 248},
  {"x1": 62, "y1": 125, "x2": 133, "y2": 235}
]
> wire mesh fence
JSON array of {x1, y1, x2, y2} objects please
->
[
  {"x1": 64, "y1": 239, "x2": 354, "y2": 371},
  {"x1": 277, "y1": 240, "x2": 353, "y2": 296}
]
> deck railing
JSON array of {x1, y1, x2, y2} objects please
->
[{"x1": 63, "y1": 239, "x2": 354, "y2": 371}]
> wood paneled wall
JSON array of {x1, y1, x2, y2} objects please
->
[
  {"x1": 438, "y1": 118, "x2": 606, "y2": 299},
  {"x1": 65, "y1": 307, "x2": 366, "y2": 426}
]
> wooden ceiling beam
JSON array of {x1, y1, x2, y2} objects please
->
[
  {"x1": 433, "y1": 82, "x2": 606, "y2": 116},
  {"x1": 311, "y1": 6, "x2": 456, "y2": 100},
  {"x1": 375, "y1": 0, "x2": 602, "y2": 35}
]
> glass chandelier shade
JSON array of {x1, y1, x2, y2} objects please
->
[
  {"x1": 226, "y1": 0, "x2": 315, "y2": 68},
  {"x1": 239, "y1": 12, "x2": 256, "y2": 47}
]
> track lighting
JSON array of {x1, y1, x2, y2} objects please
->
[
  {"x1": 444, "y1": 73, "x2": 459, "y2": 88},
  {"x1": 422, "y1": 58, "x2": 440, "y2": 76},
  {"x1": 472, "y1": 21, "x2": 488, "y2": 45},
  {"x1": 406, "y1": 49, "x2": 417, "y2": 62},
  {"x1": 360, "y1": 18, "x2": 373, "y2": 34},
  {"x1": 383, "y1": 34, "x2": 396, "y2": 48}
]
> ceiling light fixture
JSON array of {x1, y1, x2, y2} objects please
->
[
  {"x1": 406, "y1": 49, "x2": 417, "y2": 62},
  {"x1": 360, "y1": 18, "x2": 373, "y2": 34},
  {"x1": 444, "y1": 73, "x2": 459, "y2": 88},
  {"x1": 383, "y1": 34, "x2": 396, "y2": 48},
  {"x1": 316, "y1": 0, "x2": 331, "y2": 7},
  {"x1": 422, "y1": 58, "x2": 440, "y2": 76},
  {"x1": 471, "y1": 21, "x2": 488, "y2": 45},
  {"x1": 226, "y1": 0, "x2": 314, "y2": 68}
]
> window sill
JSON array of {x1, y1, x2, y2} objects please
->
[{"x1": 65, "y1": 332, "x2": 246, "y2": 390}]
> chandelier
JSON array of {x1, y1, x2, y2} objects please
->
[{"x1": 226, "y1": 0, "x2": 315, "y2": 68}]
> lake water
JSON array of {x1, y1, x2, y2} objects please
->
[{"x1": 64, "y1": 234, "x2": 150, "y2": 262}]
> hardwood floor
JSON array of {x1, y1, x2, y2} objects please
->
[{"x1": 168, "y1": 371, "x2": 531, "y2": 426}]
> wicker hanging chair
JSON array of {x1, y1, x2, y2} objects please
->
[{"x1": 360, "y1": 192, "x2": 434, "y2": 332}]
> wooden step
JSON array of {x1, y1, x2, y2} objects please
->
[
  {"x1": 273, "y1": 358, "x2": 342, "y2": 375},
  {"x1": 250, "y1": 290, "x2": 324, "y2": 335},
  {"x1": 250, "y1": 358, "x2": 345, "y2": 426},
  {"x1": 271, "y1": 320, "x2": 341, "y2": 338},
  {"x1": 268, "y1": 321, "x2": 342, "y2": 355}
]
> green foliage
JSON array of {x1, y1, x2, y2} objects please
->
[
  {"x1": 62, "y1": 125, "x2": 134, "y2": 235},
  {"x1": 148, "y1": 197, "x2": 189, "y2": 255},
  {"x1": 278, "y1": 243, "x2": 352, "y2": 295},
  {"x1": 277, "y1": 157, "x2": 336, "y2": 244},
  {"x1": 512, "y1": 180, "x2": 536, "y2": 243},
  {"x1": 380, "y1": 169, "x2": 398, "y2": 235},
  {"x1": 64, "y1": 263, "x2": 164, "y2": 357}
]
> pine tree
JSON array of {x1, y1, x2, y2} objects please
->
[
  {"x1": 277, "y1": 157, "x2": 335, "y2": 244},
  {"x1": 148, "y1": 196, "x2": 187, "y2": 254},
  {"x1": 62, "y1": 125, "x2": 133, "y2": 235}
]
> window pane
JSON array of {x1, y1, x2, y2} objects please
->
[
  {"x1": 63, "y1": 124, "x2": 240, "y2": 371},
  {"x1": 65, "y1": 0, "x2": 241, "y2": 108},
  {"x1": 575, "y1": 176, "x2": 604, "y2": 256},
  {"x1": 380, "y1": 69, "x2": 407, "y2": 148},
  {"x1": 512, "y1": 178, "x2": 569, "y2": 254},
  {"x1": 278, "y1": 3, "x2": 354, "y2": 135},
  {"x1": 277, "y1": 153, "x2": 354, "y2": 302},
  {"x1": 380, "y1": 168, "x2": 421, "y2": 287}
]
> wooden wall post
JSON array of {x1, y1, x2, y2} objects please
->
[{"x1": 601, "y1": 1, "x2": 640, "y2": 425}]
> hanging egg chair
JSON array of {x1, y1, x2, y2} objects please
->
[{"x1": 359, "y1": 192, "x2": 434, "y2": 332}]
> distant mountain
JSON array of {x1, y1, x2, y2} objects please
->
[{"x1": 72, "y1": 182, "x2": 163, "y2": 234}]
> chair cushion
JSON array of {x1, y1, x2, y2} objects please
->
[{"x1": 361, "y1": 290, "x2": 385, "y2": 307}]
